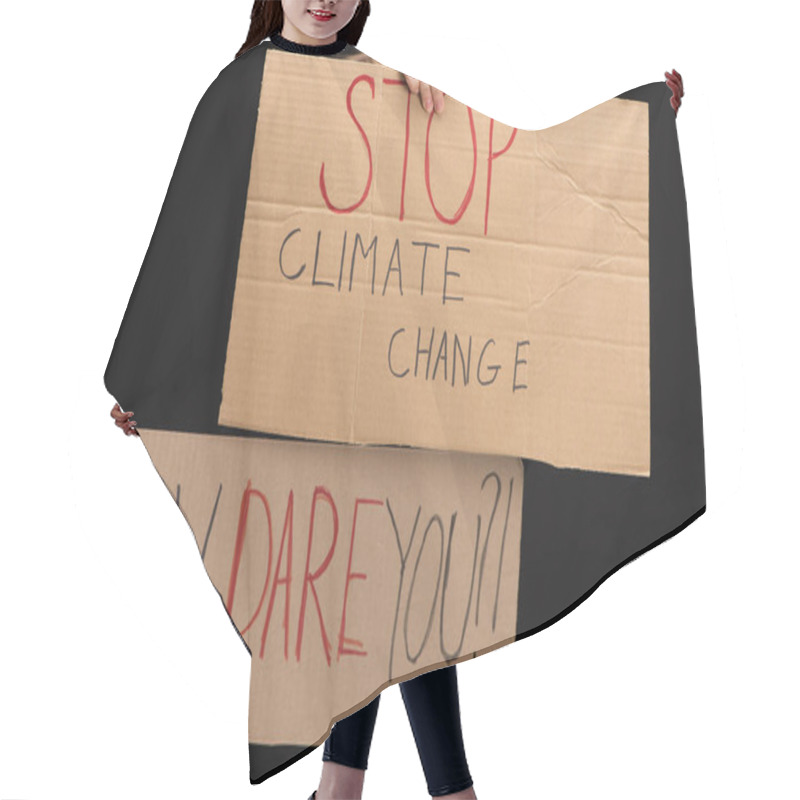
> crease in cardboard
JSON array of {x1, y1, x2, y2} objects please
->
[
  {"x1": 245, "y1": 201, "x2": 645, "y2": 261},
  {"x1": 349, "y1": 74, "x2": 383, "y2": 444},
  {"x1": 533, "y1": 133, "x2": 648, "y2": 242}
]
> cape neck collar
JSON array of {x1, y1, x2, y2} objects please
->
[{"x1": 269, "y1": 31, "x2": 349, "y2": 56}]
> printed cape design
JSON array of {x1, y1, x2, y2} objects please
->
[{"x1": 104, "y1": 38, "x2": 705, "y2": 785}]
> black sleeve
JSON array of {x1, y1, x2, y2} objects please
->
[{"x1": 103, "y1": 43, "x2": 267, "y2": 435}]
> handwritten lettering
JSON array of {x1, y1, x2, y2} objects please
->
[{"x1": 221, "y1": 470, "x2": 517, "y2": 682}]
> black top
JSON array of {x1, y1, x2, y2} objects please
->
[{"x1": 268, "y1": 31, "x2": 350, "y2": 56}]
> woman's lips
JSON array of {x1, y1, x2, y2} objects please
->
[{"x1": 308, "y1": 9, "x2": 335, "y2": 21}]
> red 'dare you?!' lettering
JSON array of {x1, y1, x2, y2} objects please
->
[
  {"x1": 227, "y1": 481, "x2": 378, "y2": 665},
  {"x1": 218, "y1": 471, "x2": 517, "y2": 675}
]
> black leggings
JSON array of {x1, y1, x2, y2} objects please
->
[{"x1": 322, "y1": 664, "x2": 473, "y2": 797}]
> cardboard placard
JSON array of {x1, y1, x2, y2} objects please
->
[
  {"x1": 220, "y1": 50, "x2": 650, "y2": 476},
  {"x1": 140, "y1": 428, "x2": 523, "y2": 743}
]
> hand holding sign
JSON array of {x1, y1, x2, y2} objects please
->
[
  {"x1": 110, "y1": 402, "x2": 138, "y2": 437},
  {"x1": 403, "y1": 73, "x2": 447, "y2": 114},
  {"x1": 665, "y1": 68, "x2": 684, "y2": 115}
]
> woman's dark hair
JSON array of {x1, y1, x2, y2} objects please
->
[{"x1": 236, "y1": 1, "x2": 371, "y2": 59}]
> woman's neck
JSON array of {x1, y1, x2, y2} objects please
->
[{"x1": 270, "y1": 30, "x2": 349, "y2": 56}]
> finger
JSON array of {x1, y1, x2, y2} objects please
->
[
  {"x1": 419, "y1": 82, "x2": 434, "y2": 113},
  {"x1": 111, "y1": 403, "x2": 132, "y2": 419},
  {"x1": 112, "y1": 409, "x2": 133, "y2": 423},
  {"x1": 432, "y1": 87, "x2": 446, "y2": 114},
  {"x1": 404, "y1": 74, "x2": 420, "y2": 95},
  {"x1": 665, "y1": 74, "x2": 682, "y2": 103},
  {"x1": 671, "y1": 68, "x2": 684, "y2": 95}
]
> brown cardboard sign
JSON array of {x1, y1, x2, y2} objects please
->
[
  {"x1": 139, "y1": 428, "x2": 523, "y2": 744},
  {"x1": 219, "y1": 50, "x2": 650, "y2": 476}
]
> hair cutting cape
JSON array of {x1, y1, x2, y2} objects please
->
[{"x1": 104, "y1": 38, "x2": 706, "y2": 785}]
